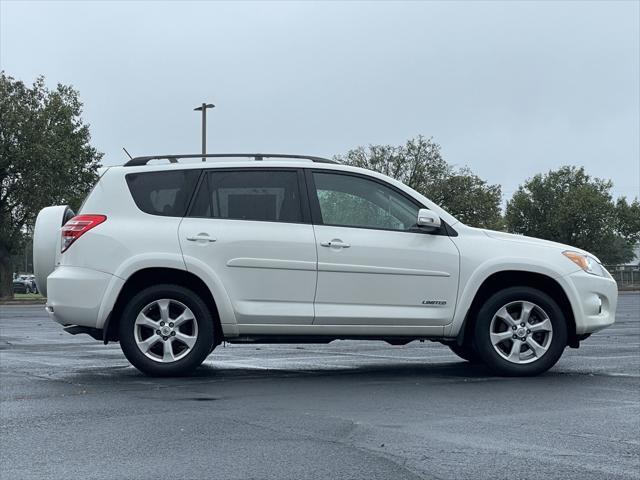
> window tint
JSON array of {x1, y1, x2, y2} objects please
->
[
  {"x1": 313, "y1": 172, "x2": 419, "y2": 231},
  {"x1": 126, "y1": 170, "x2": 200, "y2": 217},
  {"x1": 190, "y1": 170, "x2": 303, "y2": 223}
]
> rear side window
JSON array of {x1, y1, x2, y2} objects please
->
[
  {"x1": 189, "y1": 170, "x2": 303, "y2": 223},
  {"x1": 126, "y1": 170, "x2": 200, "y2": 217}
]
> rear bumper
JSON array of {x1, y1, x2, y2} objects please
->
[
  {"x1": 563, "y1": 269, "x2": 618, "y2": 335},
  {"x1": 46, "y1": 266, "x2": 115, "y2": 329}
]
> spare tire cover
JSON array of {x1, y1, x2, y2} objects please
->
[{"x1": 33, "y1": 206, "x2": 74, "y2": 297}]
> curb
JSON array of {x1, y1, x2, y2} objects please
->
[{"x1": 0, "y1": 300, "x2": 47, "y2": 306}]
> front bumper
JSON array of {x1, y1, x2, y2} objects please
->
[
  {"x1": 563, "y1": 269, "x2": 618, "y2": 335},
  {"x1": 46, "y1": 266, "x2": 114, "y2": 328}
]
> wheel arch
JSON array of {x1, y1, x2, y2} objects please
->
[
  {"x1": 104, "y1": 267, "x2": 223, "y2": 344},
  {"x1": 457, "y1": 270, "x2": 578, "y2": 348}
]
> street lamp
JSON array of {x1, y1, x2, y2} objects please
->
[{"x1": 194, "y1": 102, "x2": 215, "y2": 161}]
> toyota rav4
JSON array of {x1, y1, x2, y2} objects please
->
[{"x1": 33, "y1": 153, "x2": 618, "y2": 376}]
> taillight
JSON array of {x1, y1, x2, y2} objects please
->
[{"x1": 61, "y1": 214, "x2": 106, "y2": 253}]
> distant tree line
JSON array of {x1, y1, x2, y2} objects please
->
[
  {"x1": 0, "y1": 72, "x2": 101, "y2": 299},
  {"x1": 0, "y1": 72, "x2": 638, "y2": 299},
  {"x1": 335, "y1": 136, "x2": 504, "y2": 230},
  {"x1": 336, "y1": 135, "x2": 640, "y2": 265}
]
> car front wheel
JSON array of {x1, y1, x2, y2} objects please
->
[
  {"x1": 119, "y1": 284, "x2": 215, "y2": 376},
  {"x1": 473, "y1": 286, "x2": 567, "y2": 376}
]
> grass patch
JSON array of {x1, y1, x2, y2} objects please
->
[{"x1": 12, "y1": 293, "x2": 45, "y2": 300}]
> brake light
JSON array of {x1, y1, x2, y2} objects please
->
[{"x1": 61, "y1": 215, "x2": 106, "y2": 252}]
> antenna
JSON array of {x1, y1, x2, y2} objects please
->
[{"x1": 122, "y1": 147, "x2": 133, "y2": 160}]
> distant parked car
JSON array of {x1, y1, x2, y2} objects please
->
[
  {"x1": 12, "y1": 279, "x2": 28, "y2": 294},
  {"x1": 26, "y1": 275, "x2": 38, "y2": 294},
  {"x1": 13, "y1": 274, "x2": 37, "y2": 294}
]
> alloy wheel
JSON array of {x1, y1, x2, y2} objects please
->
[
  {"x1": 489, "y1": 300, "x2": 553, "y2": 364},
  {"x1": 134, "y1": 298, "x2": 199, "y2": 363}
]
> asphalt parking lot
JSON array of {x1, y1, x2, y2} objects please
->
[{"x1": 1, "y1": 293, "x2": 638, "y2": 480}]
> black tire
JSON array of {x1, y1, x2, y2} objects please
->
[
  {"x1": 119, "y1": 284, "x2": 215, "y2": 377},
  {"x1": 448, "y1": 343, "x2": 482, "y2": 363},
  {"x1": 473, "y1": 286, "x2": 567, "y2": 376}
]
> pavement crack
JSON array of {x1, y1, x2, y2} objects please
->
[{"x1": 223, "y1": 416, "x2": 431, "y2": 480}]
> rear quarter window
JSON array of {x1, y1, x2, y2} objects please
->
[{"x1": 126, "y1": 170, "x2": 200, "y2": 216}]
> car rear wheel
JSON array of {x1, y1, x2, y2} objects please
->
[
  {"x1": 119, "y1": 284, "x2": 215, "y2": 376},
  {"x1": 473, "y1": 286, "x2": 567, "y2": 376}
]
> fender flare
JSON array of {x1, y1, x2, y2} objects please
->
[
  {"x1": 177, "y1": 254, "x2": 238, "y2": 329},
  {"x1": 97, "y1": 254, "x2": 238, "y2": 337},
  {"x1": 446, "y1": 258, "x2": 574, "y2": 338}
]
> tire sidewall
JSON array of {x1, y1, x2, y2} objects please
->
[
  {"x1": 474, "y1": 287, "x2": 568, "y2": 376},
  {"x1": 119, "y1": 284, "x2": 215, "y2": 376}
]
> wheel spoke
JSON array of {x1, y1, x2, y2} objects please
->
[
  {"x1": 163, "y1": 338, "x2": 176, "y2": 362},
  {"x1": 525, "y1": 337, "x2": 547, "y2": 357},
  {"x1": 135, "y1": 312, "x2": 158, "y2": 329},
  {"x1": 490, "y1": 330, "x2": 512, "y2": 346},
  {"x1": 138, "y1": 334, "x2": 161, "y2": 352},
  {"x1": 175, "y1": 332, "x2": 197, "y2": 349},
  {"x1": 173, "y1": 309, "x2": 195, "y2": 328},
  {"x1": 135, "y1": 298, "x2": 199, "y2": 363},
  {"x1": 520, "y1": 302, "x2": 535, "y2": 324},
  {"x1": 158, "y1": 299, "x2": 170, "y2": 323},
  {"x1": 495, "y1": 306, "x2": 517, "y2": 327},
  {"x1": 490, "y1": 300, "x2": 553, "y2": 365},
  {"x1": 507, "y1": 339, "x2": 522, "y2": 362},
  {"x1": 529, "y1": 318, "x2": 552, "y2": 333}
]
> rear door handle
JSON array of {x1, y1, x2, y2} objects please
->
[
  {"x1": 320, "y1": 240, "x2": 350, "y2": 248},
  {"x1": 186, "y1": 233, "x2": 216, "y2": 243}
]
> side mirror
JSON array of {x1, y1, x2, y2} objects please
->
[{"x1": 416, "y1": 209, "x2": 441, "y2": 230}]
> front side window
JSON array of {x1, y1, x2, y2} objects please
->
[
  {"x1": 126, "y1": 169, "x2": 200, "y2": 217},
  {"x1": 313, "y1": 172, "x2": 420, "y2": 231},
  {"x1": 190, "y1": 170, "x2": 303, "y2": 223}
]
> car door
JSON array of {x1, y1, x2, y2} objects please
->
[
  {"x1": 179, "y1": 168, "x2": 317, "y2": 325},
  {"x1": 308, "y1": 170, "x2": 460, "y2": 327}
]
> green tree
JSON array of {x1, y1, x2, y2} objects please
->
[
  {"x1": 505, "y1": 166, "x2": 640, "y2": 264},
  {"x1": 335, "y1": 135, "x2": 503, "y2": 229},
  {"x1": 0, "y1": 73, "x2": 101, "y2": 299}
]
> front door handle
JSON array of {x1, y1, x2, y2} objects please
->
[
  {"x1": 320, "y1": 240, "x2": 350, "y2": 248},
  {"x1": 186, "y1": 233, "x2": 217, "y2": 243}
]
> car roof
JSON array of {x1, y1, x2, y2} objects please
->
[
  {"x1": 110, "y1": 157, "x2": 348, "y2": 174},
  {"x1": 124, "y1": 153, "x2": 337, "y2": 167},
  {"x1": 104, "y1": 156, "x2": 460, "y2": 227}
]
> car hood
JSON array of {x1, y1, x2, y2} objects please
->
[{"x1": 480, "y1": 229, "x2": 597, "y2": 260}]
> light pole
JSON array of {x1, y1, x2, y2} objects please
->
[{"x1": 193, "y1": 102, "x2": 215, "y2": 161}]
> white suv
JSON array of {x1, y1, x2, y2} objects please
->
[{"x1": 33, "y1": 153, "x2": 618, "y2": 377}]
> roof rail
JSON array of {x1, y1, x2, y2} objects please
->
[{"x1": 124, "y1": 153, "x2": 337, "y2": 167}]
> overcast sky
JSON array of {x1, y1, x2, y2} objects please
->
[{"x1": 1, "y1": 0, "x2": 639, "y2": 202}]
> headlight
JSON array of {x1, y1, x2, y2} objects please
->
[{"x1": 562, "y1": 251, "x2": 606, "y2": 277}]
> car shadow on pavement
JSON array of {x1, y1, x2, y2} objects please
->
[
  {"x1": 193, "y1": 360, "x2": 495, "y2": 378},
  {"x1": 63, "y1": 360, "x2": 541, "y2": 386}
]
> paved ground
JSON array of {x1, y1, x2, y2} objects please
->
[{"x1": 1, "y1": 293, "x2": 638, "y2": 480}]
